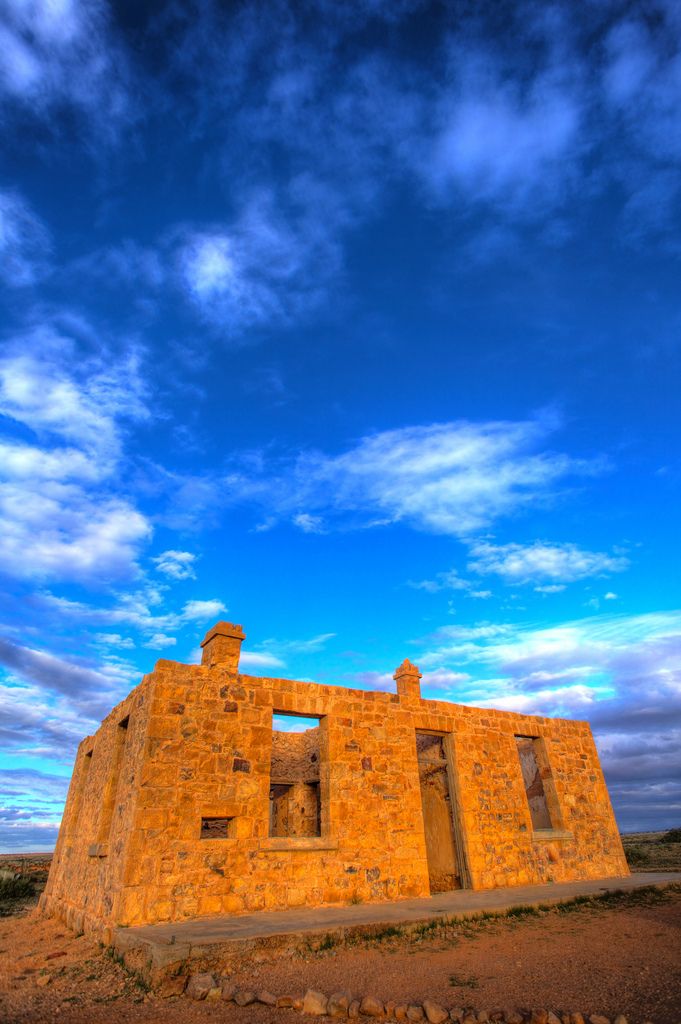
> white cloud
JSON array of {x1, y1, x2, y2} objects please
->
[
  {"x1": 0, "y1": 635, "x2": 126, "y2": 701},
  {"x1": 183, "y1": 235, "x2": 236, "y2": 296},
  {"x1": 0, "y1": 0, "x2": 135, "y2": 141},
  {"x1": 94, "y1": 633, "x2": 135, "y2": 650},
  {"x1": 237, "y1": 631, "x2": 336, "y2": 675},
  {"x1": 0, "y1": 190, "x2": 51, "y2": 286},
  {"x1": 353, "y1": 670, "x2": 395, "y2": 692},
  {"x1": 409, "y1": 569, "x2": 471, "y2": 593},
  {"x1": 421, "y1": 667, "x2": 470, "y2": 693},
  {"x1": 153, "y1": 550, "x2": 197, "y2": 580},
  {"x1": 0, "y1": 486, "x2": 150, "y2": 582},
  {"x1": 228, "y1": 415, "x2": 601, "y2": 538},
  {"x1": 293, "y1": 512, "x2": 325, "y2": 533},
  {"x1": 425, "y1": 62, "x2": 582, "y2": 214},
  {"x1": 174, "y1": 185, "x2": 343, "y2": 335},
  {"x1": 145, "y1": 633, "x2": 177, "y2": 650},
  {"x1": 180, "y1": 599, "x2": 227, "y2": 622},
  {"x1": 240, "y1": 651, "x2": 286, "y2": 671},
  {"x1": 468, "y1": 540, "x2": 629, "y2": 586},
  {"x1": 40, "y1": 590, "x2": 227, "y2": 640},
  {"x1": 0, "y1": 333, "x2": 151, "y2": 583}
]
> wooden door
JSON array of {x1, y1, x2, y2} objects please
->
[{"x1": 416, "y1": 733, "x2": 461, "y2": 892}]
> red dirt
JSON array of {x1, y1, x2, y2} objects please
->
[{"x1": 1, "y1": 889, "x2": 680, "y2": 1024}]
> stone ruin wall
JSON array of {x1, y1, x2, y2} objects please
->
[{"x1": 40, "y1": 627, "x2": 628, "y2": 938}]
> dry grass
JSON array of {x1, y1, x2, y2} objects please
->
[{"x1": 621, "y1": 828, "x2": 681, "y2": 870}]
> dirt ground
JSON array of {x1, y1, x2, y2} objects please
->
[{"x1": 1, "y1": 885, "x2": 680, "y2": 1024}]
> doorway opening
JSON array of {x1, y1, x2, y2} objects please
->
[
  {"x1": 416, "y1": 731, "x2": 462, "y2": 892},
  {"x1": 269, "y1": 713, "x2": 322, "y2": 838}
]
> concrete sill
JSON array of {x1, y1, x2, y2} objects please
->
[
  {"x1": 531, "y1": 830, "x2": 573, "y2": 843},
  {"x1": 88, "y1": 842, "x2": 108, "y2": 857},
  {"x1": 258, "y1": 837, "x2": 339, "y2": 852}
]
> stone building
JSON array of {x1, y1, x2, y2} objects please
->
[{"x1": 40, "y1": 621, "x2": 628, "y2": 939}]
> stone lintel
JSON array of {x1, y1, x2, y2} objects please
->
[{"x1": 258, "y1": 837, "x2": 340, "y2": 852}]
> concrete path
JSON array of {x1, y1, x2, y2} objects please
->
[{"x1": 121, "y1": 871, "x2": 678, "y2": 949}]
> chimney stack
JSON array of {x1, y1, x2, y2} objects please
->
[
  {"x1": 393, "y1": 658, "x2": 422, "y2": 701},
  {"x1": 201, "y1": 621, "x2": 245, "y2": 672}
]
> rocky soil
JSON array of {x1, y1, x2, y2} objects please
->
[{"x1": 0, "y1": 885, "x2": 680, "y2": 1024}]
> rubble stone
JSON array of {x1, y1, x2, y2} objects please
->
[
  {"x1": 328, "y1": 992, "x2": 352, "y2": 1017},
  {"x1": 220, "y1": 979, "x2": 235, "y2": 1001},
  {"x1": 186, "y1": 973, "x2": 216, "y2": 1000},
  {"x1": 361, "y1": 995, "x2": 385, "y2": 1017},
  {"x1": 303, "y1": 989, "x2": 329, "y2": 1015},
  {"x1": 423, "y1": 1000, "x2": 449, "y2": 1024},
  {"x1": 234, "y1": 989, "x2": 256, "y2": 1006},
  {"x1": 258, "y1": 990, "x2": 277, "y2": 1006}
]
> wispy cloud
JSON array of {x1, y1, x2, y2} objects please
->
[
  {"x1": 0, "y1": 635, "x2": 123, "y2": 701},
  {"x1": 0, "y1": 0, "x2": 137, "y2": 143},
  {"x1": 468, "y1": 540, "x2": 629, "y2": 587},
  {"x1": 421, "y1": 54, "x2": 583, "y2": 216},
  {"x1": 39, "y1": 590, "x2": 227, "y2": 647},
  {"x1": 153, "y1": 550, "x2": 197, "y2": 580},
  {"x1": 227, "y1": 414, "x2": 602, "y2": 537},
  {"x1": 174, "y1": 187, "x2": 342, "y2": 335},
  {"x1": 238, "y1": 631, "x2": 337, "y2": 674},
  {"x1": 0, "y1": 330, "x2": 151, "y2": 583},
  {"x1": 0, "y1": 190, "x2": 51, "y2": 287}
]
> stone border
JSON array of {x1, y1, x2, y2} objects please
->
[{"x1": 180, "y1": 974, "x2": 639, "y2": 1024}]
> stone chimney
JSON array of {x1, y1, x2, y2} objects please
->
[
  {"x1": 394, "y1": 658, "x2": 422, "y2": 700},
  {"x1": 201, "y1": 621, "x2": 245, "y2": 672}
]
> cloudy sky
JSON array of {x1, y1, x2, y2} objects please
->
[{"x1": 1, "y1": 0, "x2": 680, "y2": 850}]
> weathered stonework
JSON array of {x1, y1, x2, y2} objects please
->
[{"x1": 40, "y1": 621, "x2": 628, "y2": 939}]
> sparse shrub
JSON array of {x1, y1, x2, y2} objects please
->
[
  {"x1": 505, "y1": 903, "x2": 540, "y2": 918},
  {"x1": 662, "y1": 828, "x2": 681, "y2": 843},
  {"x1": 0, "y1": 874, "x2": 35, "y2": 900},
  {"x1": 371, "y1": 925, "x2": 403, "y2": 942},
  {"x1": 626, "y1": 844, "x2": 650, "y2": 866},
  {"x1": 449, "y1": 974, "x2": 479, "y2": 988}
]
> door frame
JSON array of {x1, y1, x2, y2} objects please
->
[{"x1": 416, "y1": 728, "x2": 471, "y2": 891}]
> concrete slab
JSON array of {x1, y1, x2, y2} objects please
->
[{"x1": 118, "y1": 871, "x2": 679, "y2": 952}]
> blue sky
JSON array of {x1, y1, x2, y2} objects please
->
[{"x1": 0, "y1": 0, "x2": 680, "y2": 850}]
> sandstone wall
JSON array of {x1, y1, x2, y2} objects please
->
[
  {"x1": 41, "y1": 630, "x2": 628, "y2": 935},
  {"x1": 40, "y1": 676, "x2": 153, "y2": 940}
]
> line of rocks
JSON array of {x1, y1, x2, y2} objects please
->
[{"x1": 185, "y1": 974, "x2": 640, "y2": 1024}]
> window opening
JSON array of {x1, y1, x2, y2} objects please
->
[
  {"x1": 269, "y1": 714, "x2": 321, "y2": 837},
  {"x1": 97, "y1": 715, "x2": 129, "y2": 843},
  {"x1": 69, "y1": 749, "x2": 92, "y2": 836},
  {"x1": 200, "y1": 816, "x2": 234, "y2": 839},
  {"x1": 515, "y1": 736, "x2": 552, "y2": 830}
]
